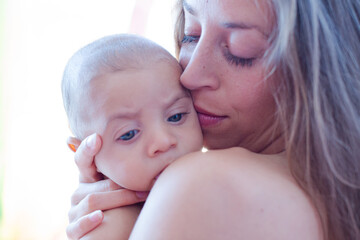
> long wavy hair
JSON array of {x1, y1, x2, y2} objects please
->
[{"x1": 173, "y1": 0, "x2": 360, "y2": 239}]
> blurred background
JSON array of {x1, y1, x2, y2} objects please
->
[{"x1": 0, "y1": 0, "x2": 176, "y2": 239}]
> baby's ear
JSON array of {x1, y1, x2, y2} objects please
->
[{"x1": 67, "y1": 136, "x2": 81, "y2": 152}]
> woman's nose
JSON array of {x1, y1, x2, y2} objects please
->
[
  {"x1": 179, "y1": 36, "x2": 220, "y2": 91},
  {"x1": 147, "y1": 126, "x2": 177, "y2": 158}
]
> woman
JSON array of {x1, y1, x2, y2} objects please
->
[{"x1": 67, "y1": 0, "x2": 360, "y2": 239}]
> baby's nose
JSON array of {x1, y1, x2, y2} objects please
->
[{"x1": 147, "y1": 128, "x2": 177, "y2": 157}]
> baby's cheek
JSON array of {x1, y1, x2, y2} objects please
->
[{"x1": 186, "y1": 133, "x2": 203, "y2": 153}]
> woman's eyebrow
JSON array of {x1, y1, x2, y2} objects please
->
[
  {"x1": 183, "y1": 0, "x2": 196, "y2": 15},
  {"x1": 223, "y1": 22, "x2": 254, "y2": 30}
]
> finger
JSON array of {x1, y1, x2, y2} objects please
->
[
  {"x1": 66, "y1": 210, "x2": 103, "y2": 240},
  {"x1": 71, "y1": 179, "x2": 122, "y2": 206},
  {"x1": 74, "y1": 133, "x2": 103, "y2": 183},
  {"x1": 69, "y1": 188, "x2": 149, "y2": 222}
]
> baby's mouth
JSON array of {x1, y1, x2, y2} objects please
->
[
  {"x1": 154, "y1": 165, "x2": 168, "y2": 181},
  {"x1": 151, "y1": 171, "x2": 163, "y2": 189},
  {"x1": 154, "y1": 170, "x2": 163, "y2": 180}
]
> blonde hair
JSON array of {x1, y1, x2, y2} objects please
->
[{"x1": 174, "y1": 0, "x2": 360, "y2": 239}]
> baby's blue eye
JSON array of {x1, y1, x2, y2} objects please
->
[
  {"x1": 119, "y1": 129, "x2": 139, "y2": 141},
  {"x1": 168, "y1": 113, "x2": 183, "y2": 122}
]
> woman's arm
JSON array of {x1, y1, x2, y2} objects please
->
[
  {"x1": 66, "y1": 134, "x2": 148, "y2": 240},
  {"x1": 130, "y1": 148, "x2": 323, "y2": 240}
]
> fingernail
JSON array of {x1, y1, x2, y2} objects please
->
[
  {"x1": 68, "y1": 143, "x2": 77, "y2": 152},
  {"x1": 89, "y1": 210, "x2": 102, "y2": 223},
  {"x1": 86, "y1": 134, "x2": 97, "y2": 149},
  {"x1": 136, "y1": 191, "x2": 149, "y2": 199}
]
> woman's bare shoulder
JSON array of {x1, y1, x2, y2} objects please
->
[{"x1": 131, "y1": 148, "x2": 323, "y2": 240}]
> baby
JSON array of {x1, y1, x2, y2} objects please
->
[{"x1": 62, "y1": 34, "x2": 203, "y2": 239}]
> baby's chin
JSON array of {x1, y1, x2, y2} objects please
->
[
  {"x1": 118, "y1": 168, "x2": 167, "y2": 192},
  {"x1": 120, "y1": 177, "x2": 158, "y2": 192}
]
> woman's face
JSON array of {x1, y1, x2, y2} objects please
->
[{"x1": 179, "y1": 0, "x2": 281, "y2": 152}]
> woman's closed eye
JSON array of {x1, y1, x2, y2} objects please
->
[
  {"x1": 117, "y1": 129, "x2": 139, "y2": 141},
  {"x1": 181, "y1": 35, "x2": 199, "y2": 44},
  {"x1": 224, "y1": 50, "x2": 255, "y2": 68},
  {"x1": 182, "y1": 34, "x2": 255, "y2": 67}
]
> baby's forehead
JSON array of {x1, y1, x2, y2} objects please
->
[
  {"x1": 80, "y1": 51, "x2": 184, "y2": 110},
  {"x1": 89, "y1": 57, "x2": 181, "y2": 83}
]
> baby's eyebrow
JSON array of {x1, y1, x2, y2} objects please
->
[
  {"x1": 105, "y1": 92, "x2": 191, "y2": 127},
  {"x1": 165, "y1": 92, "x2": 192, "y2": 108},
  {"x1": 107, "y1": 110, "x2": 138, "y2": 124}
]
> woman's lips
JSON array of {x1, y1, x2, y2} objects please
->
[{"x1": 195, "y1": 106, "x2": 226, "y2": 127}]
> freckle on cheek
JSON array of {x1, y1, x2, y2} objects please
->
[{"x1": 202, "y1": 65, "x2": 206, "y2": 69}]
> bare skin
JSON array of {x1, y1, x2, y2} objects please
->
[
  {"x1": 66, "y1": 0, "x2": 325, "y2": 239},
  {"x1": 66, "y1": 55, "x2": 202, "y2": 239},
  {"x1": 130, "y1": 148, "x2": 323, "y2": 239},
  {"x1": 80, "y1": 204, "x2": 141, "y2": 240},
  {"x1": 66, "y1": 135, "x2": 148, "y2": 239},
  {"x1": 68, "y1": 139, "x2": 323, "y2": 240}
]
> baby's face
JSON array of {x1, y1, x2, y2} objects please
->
[{"x1": 83, "y1": 60, "x2": 203, "y2": 191}]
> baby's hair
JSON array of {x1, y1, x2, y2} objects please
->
[{"x1": 62, "y1": 34, "x2": 178, "y2": 139}]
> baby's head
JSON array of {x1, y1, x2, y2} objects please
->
[{"x1": 62, "y1": 34, "x2": 203, "y2": 191}]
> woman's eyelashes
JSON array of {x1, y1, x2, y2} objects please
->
[
  {"x1": 117, "y1": 129, "x2": 139, "y2": 141},
  {"x1": 181, "y1": 35, "x2": 199, "y2": 43},
  {"x1": 224, "y1": 51, "x2": 255, "y2": 67},
  {"x1": 182, "y1": 34, "x2": 255, "y2": 67}
]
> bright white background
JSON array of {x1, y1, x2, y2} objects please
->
[{"x1": 0, "y1": 0, "x2": 176, "y2": 239}]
